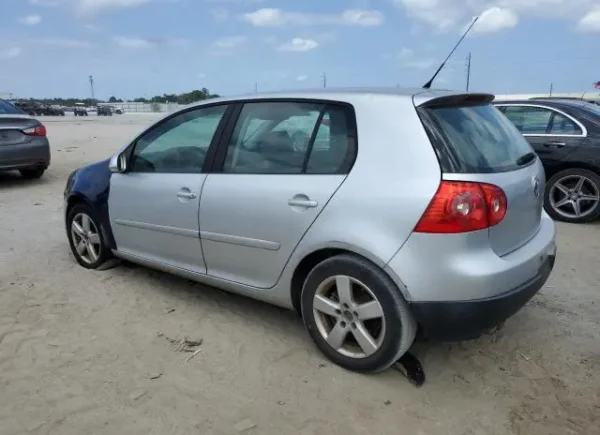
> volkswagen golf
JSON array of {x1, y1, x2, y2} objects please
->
[{"x1": 64, "y1": 88, "x2": 557, "y2": 373}]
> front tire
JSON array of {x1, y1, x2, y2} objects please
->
[
  {"x1": 301, "y1": 254, "x2": 416, "y2": 373},
  {"x1": 67, "y1": 204, "x2": 112, "y2": 269},
  {"x1": 545, "y1": 168, "x2": 600, "y2": 223}
]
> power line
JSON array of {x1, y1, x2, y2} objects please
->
[{"x1": 89, "y1": 75, "x2": 95, "y2": 100}]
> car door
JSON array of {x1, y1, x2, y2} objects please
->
[
  {"x1": 108, "y1": 104, "x2": 229, "y2": 272},
  {"x1": 199, "y1": 100, "x2": 357, "y2": 288},
  {"x1": 500, "y1": 104, "x2": 585, "y2": 169}
]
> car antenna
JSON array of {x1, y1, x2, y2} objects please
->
[{"x1": 422, "y1": 15, "x2": 479, "y2": 89}]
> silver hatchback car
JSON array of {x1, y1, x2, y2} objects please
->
[{"x1": 64, "y1": 88, "x2": 557, "y2": 373}]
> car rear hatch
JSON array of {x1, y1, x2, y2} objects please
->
[
  {"x1": 416, "y1": 93, "x2": 544, "y2": 256},
  {"x1": 0, "y1": 115, "x2": 39, "y2": 146}
]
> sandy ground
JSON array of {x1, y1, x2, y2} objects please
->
[{"x1": 1, "y1": 114, "x2": 599, "y2": 435}]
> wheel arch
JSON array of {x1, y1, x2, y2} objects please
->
[
  {"x1": 289, "y1": 244, "x2": 409, "y2": 317},
  {"x1": 544, "y1": 160, "x2": 600, "y2": 180},
  {"x1": 65, "y1": 192, "x2": 117, "y2": 250}
]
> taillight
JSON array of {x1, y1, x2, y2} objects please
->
[
  {"x1": 23, "y1": 125, "x2": 46, "y2": 137},
  {"x1": 414, "y1": 181, "x2": 507, "y2": 233}
]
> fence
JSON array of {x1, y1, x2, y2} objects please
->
[{"x1": 97, "y1": 102, "x2": 182, "y2": 113}]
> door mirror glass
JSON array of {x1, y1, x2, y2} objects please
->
[{"x1": 109, "y1": 152, "x2": 128, "y2": 173}]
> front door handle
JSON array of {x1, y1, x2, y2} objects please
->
[
  {"x1": 177, "y1": 188, "x2": 197, "y2": 200},
  {"x1": 288, "y1": 198, "x2": 318, "y2": 208}
]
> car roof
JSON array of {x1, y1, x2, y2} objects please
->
[{"x1": 186, "y1": 87, "x2": 495, "y2": 108}]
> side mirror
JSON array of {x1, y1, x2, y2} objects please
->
[{"x1": 109, "y1": 152, "x2": 128, "y2": 173}]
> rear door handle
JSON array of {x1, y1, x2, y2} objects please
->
[
  {"x1": 288, "y1": 198, "x2": 318, "y2": 208},
  {"x1": 543, "y1": 142, "x2": 566, "y2": 148}
]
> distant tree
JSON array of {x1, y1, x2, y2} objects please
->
[{"x1": 108, "y1": 96, "x2": 118, "y2": 103}]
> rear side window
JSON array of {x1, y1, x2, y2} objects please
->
[
  {"x1": 419, "y1": 103, "x2": 534, "y2": 174},
  {"x1": 502, "y1": 106, "x2": 552, "y2": 134},
  {"x1": 549, "y1": 112, "x2": 582, "y2": 135},
  {"x1": 0, "y1": 100, "x2": 24, "y2": 115},
  {"x1": 222, "y1": 101, "x2": 356, "y2": 175}
]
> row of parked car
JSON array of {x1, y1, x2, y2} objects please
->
[{"x1": 9, "y1": 101, "x2": 124, "y2": 117}]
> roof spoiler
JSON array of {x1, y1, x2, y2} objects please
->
[{"x1": 417, "y1": 93, "x2": 495, "y2": 108}]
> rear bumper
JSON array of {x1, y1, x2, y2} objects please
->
[
  {"x1": 411, "y1": 254, "x2": 555, "y2": 341},
  {"x1": 0, "y1": 138, "x2": 50, "y2": 170}
]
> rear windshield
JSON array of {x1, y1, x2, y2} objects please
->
[
  {"x1": 418, "y1": 103, "x2": 534, "y2": 173},
  {"x1": 0, "y1": 100, "x2": 25, "y2": 115}
]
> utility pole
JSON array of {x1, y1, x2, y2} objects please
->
[
  {"x1": 322, "y1": 72, "x2": 327, "y2": 89},
  {"x1": 549, "y1": 82, "x2": 553, "y2": 97},
  {"x1": 465, "y1": 52, "x2": 472, "y2": 92},
  {"x1": 254, "y1": 82, "x2": 258, "y2": 93},
  {"x1": 89, "y1": 75, "x2": 95, "y2": 100}
]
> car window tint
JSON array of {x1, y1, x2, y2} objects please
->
[
  {"x1": 549, "y1": 112, "x2": 582, "y2": 135},
  {"x1": 0, "y1": 100, "x2": 24, "y2": 115},
  {"x1": 306, "y1": 108, "x2": 354, "y2": 174},
  {"x1": 130, "y1": 105, "x2": 227, "y2": 173},
  {"x1": 223, "y1": 101, "x2": 323, "y2": 174},
  {"x1": 420, "y1": 103, "x2": 534, "y2": 173},
  {"x1": 502, "y1": 106, "x2": 552, "y2": 134}
]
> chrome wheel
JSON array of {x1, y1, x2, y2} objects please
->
[
  {"x1": 312, "y1": 275, "x2": 386, "y2": 359},
  {"x1": 70, "y1": 213, "x2": 101, "y2": 264},
  {"x1": 549, "y1": 175, "x2": 600, "y2": 220}
]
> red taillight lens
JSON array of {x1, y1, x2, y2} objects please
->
[
  {"x1": 415, "y1": 181, "x2": 507, "y2": 233},
  {"x1": 23, "y1": 125, "x2": 46, "y2": 137}
]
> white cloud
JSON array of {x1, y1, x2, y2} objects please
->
[
  {"x1": 277, "y1": 38, "x2": 319, "y2": 52},
  {"x1": 0, "y1": 47, "x2": 23, "y2": 59},
  {"x1": 391, "y1": 46, "x2": 436, "y2": 70},
  {"x1": 113, "y1": 36, "x2": 152, "y2": 48},
  {"x1": 213, "y1": 35, "x2": 247, "y2": 49},
  {"x1": 398, "y1": 47, "x2": 414, "y2": 59},
  {"x1": 28, "y1": 0, "x2": 64, "y2": 5},
  {"x1": 395, "y1": 0, "x2": 596, "y2": 32},
  {"x1": 35, "y1": 38, "x2": 93, "y2": 47},
  {"x1": 340, "y1": 9, "x2": 384, "y2": 26},
  {"x1": 19, "y1": 15, "x2": 42, "y2": 25},
  {"x1": 472, "y1": 7, "x2": 518, "y2": 34},
  {"x1": 243, "y1": 8, "x2": 384, "y2": 27},
  {"x1": 405, "y1": 58, "x2": 436, "y2": 69},
  {"x1": 84, "y1": 23, "x2": 102, "y2": 31},
  {"x1": 76, "y1": 0, "x2": 151, "y2": 15},
  {"x1": 296, "y1": 75, "x2": 308, "y2": 82},
  {"x1": 210, "y1": 7, "x2": 229, "y2": 22},
  {"x1": 578, "y1": 7, "x2": 600, "y2": 32}
]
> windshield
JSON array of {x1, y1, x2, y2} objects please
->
[
  {"x1": 419, "y1": 103, "x2": 534, "y2": 174},
  {"x1": 0, "y1": 100, "x2": 25, "y2": 115}
]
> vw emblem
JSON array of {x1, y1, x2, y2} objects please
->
[{"x1": 533, "y1": 176, "x2": 541, "y2": 198}]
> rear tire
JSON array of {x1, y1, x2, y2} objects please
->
[
  {"x1": 20, "y1": 167, "x2": 45, "y2": 179},
  {"x1": 545, "y1": 168, "x2": 600, "y2": 223},
  {"x1": 301, "y1": 254, "x2": 416, "y2": 373}
]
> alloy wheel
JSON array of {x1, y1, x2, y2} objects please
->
[
  {"x1": 549, "y1": 175, "x2": 600, "y2": 220},
  {"x1": 70, "y1": 213, "x2": 102, "y2": 264},
  {"x1": 312, "y1": 275, "x2": 386, "y2": 359}
]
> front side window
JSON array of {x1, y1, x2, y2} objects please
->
[
  {"x1": 130, "y1": 105, "x2": 227, "y2": 173},
  {"x1": 549, "y1": 112, "x2": 582, "y2": 135},
  {"x1": 502, "y1": 106, "x2": 552, "y2": 135},
  {"x1": 223, "y1": 101, "x2": 355, "y2": 175}
]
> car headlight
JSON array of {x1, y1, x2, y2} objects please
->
[{"x1": 64, "y1": 170, "x2": 76, "y2": 197}]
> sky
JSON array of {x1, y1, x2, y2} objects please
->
[{"x1": 1, "y1": 0, "x2": 600, "y2": 99}]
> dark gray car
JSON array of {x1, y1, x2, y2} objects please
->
[{"x1": 0, "y1": 99, "x2": 50, "y2": 179}]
